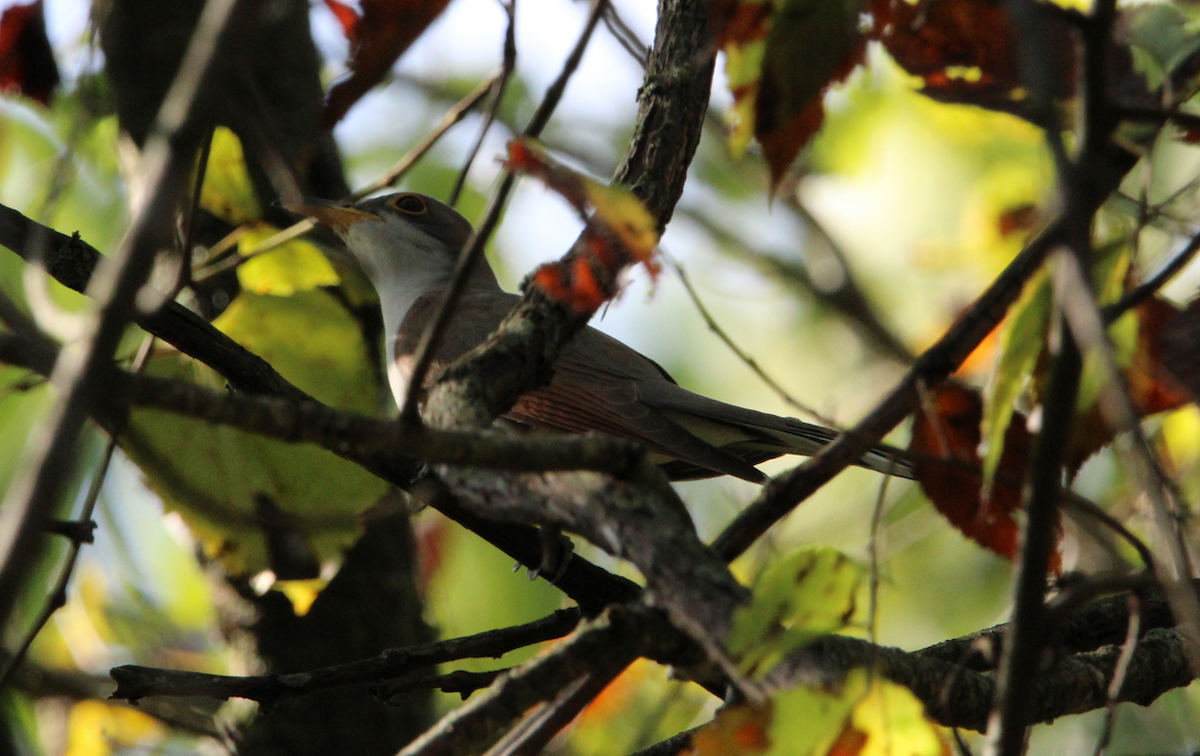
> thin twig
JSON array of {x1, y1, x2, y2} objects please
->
[
  {"x1": 1103, "y1": 225, "x2": 1200, "y2": 319},
  {"x1": 785, "y1": 196, "x2": 915, "y2": 363},
  {"x1": 483, "y1": 670, "x2": 614, "y2": 756},
  {"x1": 0, "y1": 335, "x2": 155, "y2": 692},
  {"x1": 710, "y1": 215, "x2": 1071, "y2": 562},
  {"x1": 1056, "y1": 253, "x2": 1200, "y2": 666},
  {"x1": 663, "y1": 252, "x2": 836, "y2": 426},
  {"x1": 177, "y1": 125, "x2": 216, "y2": 296},
  {"x1": 449, "y1": 0, "x2": 517, "y2": 207},
  {"x1": 1063, "y1": 491, "x2": 1156, "y2": 571},
  {"x1": 396, "y1": 608, "x2": 640, "y2": 756},
  {"x1": 352, "y1": 73, "x2": 499, "y2": 201},
  {"x1": 1091, "y1": 593, "x2": 1142, "y2": 756},
  {"x1": 601, "y1": 4, "x2": 649, "y2": 65},
  {"x1": 0, "y1": 0, "x2": 241, "y2": 632},
  {"x1": 986, "y1": 0, "x2": 1119, "y2": 749},
  {"x1": 398, "y1": 0, "x2": 610, "y2": 426},
  {"x1": 110, "y1": 608, "x2": 581, "y2": 703}
]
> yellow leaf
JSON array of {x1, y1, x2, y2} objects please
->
[
  {"x1": 849, "y1": 677, "x2": 949, "y2": 756},
  {"x1": 200, "y1": 126, "x2": 261, "y2": 226},
  {"x1": 66, "y1": 701, "x2": 165, "y2": 756},
  {"x1": 237, "y1": 225, "x2": 341, "y2": 296},
  {"x1": 276, "y1": 578, "x2": 327, "y2": 616},
  {"x1": 582, "y1": 180, "x2": 660, "y2": 262}
]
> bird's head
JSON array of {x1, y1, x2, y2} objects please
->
[{"x1": 288, "y1": 192, "x2": 498, "y2": 300}]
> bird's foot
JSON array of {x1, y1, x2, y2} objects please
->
[{"x1": 518, "y1": 525, "x2": 574, "y2": 583}]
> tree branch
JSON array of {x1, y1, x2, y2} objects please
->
[
  {"x1": 0, "y1": 0, "x2": 241, "y2": 631},
  {"x1": 0, "y1": 202, "x2": 311, "y2": 401},
  {"x1": 110, "y1": 609, "x2": 582, "y2": 706}
]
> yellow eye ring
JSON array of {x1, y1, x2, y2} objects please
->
[{"x1": 391, "y1": 194, "x2": 428, "y2": 215}]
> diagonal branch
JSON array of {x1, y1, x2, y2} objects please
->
[
  {"x1": 0, "y1": 0, "x2": 241, "y2": 630},
  {"x1": 0, "y1": 202, "x2": 311, "y2": 401}
]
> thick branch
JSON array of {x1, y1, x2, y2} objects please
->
[
  {"x1": 0, "y1": 328, "x2": 643, "y2": 616},
  {"x1": 417, "y1": 0, "x2": 747, "y2": 659},
  {"x1": 768, "y1": 628, "x2": 1194, "y2": 733}
]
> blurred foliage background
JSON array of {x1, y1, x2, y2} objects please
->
[{"x1": 2, "y1": 0, "x2": 1200, "y2": 754}]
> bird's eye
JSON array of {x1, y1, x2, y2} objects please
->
[{"x1": 391, "y1": 194, "x2": 428, "y2": 215}]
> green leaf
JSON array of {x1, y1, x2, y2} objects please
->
[
  {"x1": 119, "y1": 289, "x2": 388, "y2": 574},
  {"x1": 237, "y1": 225, "x2": 341, "y2": 296},
  {"x1": 982, "y1": 266, "x2": 1050, "y2": 495},
  {"x1": 199, "y1": 126, "x2": 261, "y2": 226},
  {"x1": 730, "y1": 546, "x2": 865, "y2": 676},
  {"x1": 212, "y1": 290, "x2": 380, "y2": 413}
]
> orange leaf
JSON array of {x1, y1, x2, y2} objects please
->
[
  {"x1": 998, "y1": 204, "x2": 1042, "y2": 238},
  {"x1": 910, "y1": 383, "x2": 1061, "y2": 570},
  {"x1": 0, "y1": 1, "x2": 58, "y2": 106},
  {"x1": 684, "y1": 703, "x2": 771, "y2": 756},
  {"x1": 508, "y1": 138, "x2": 660, "y2": 312},
  {"x1": 320, "y1": 0, "x2": 454, "y2": 127},
  {"x1": 826, "y1": 723, "x2": 869, "y2": 756}
]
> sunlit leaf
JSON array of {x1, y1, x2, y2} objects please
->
[
  {"x1": 64, "y1": 700, "x2": 165, "y2": 756},
  {"x1": 982, "y1": 267, "x2": 1050, "y2": 495},
  {"x1": 199, "y1": 126, "x2": 261, "y2": 226},
  {"x1": 687, "y1": 670, "x2": 947, "y2": 756},
  {"x1": 119, "y1": 290, "x2": 388, "y2": 575},
  {"x1": 842, "y1": 675, "x2": 949, "y2": 756},
  {"x1": 730, "y1": 546, "x2": 865, "y2": 676},
  {"x1": 213, "y1": 290, "x2": 379, "y2": 412},
  {"x1": 238, "y1": 225, "x2": 341, "y2": 296}
]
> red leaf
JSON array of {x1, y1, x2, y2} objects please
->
[
  {"x1": 320, "y1": 0, "x2": 454, "y2": 128},
  {"x1": 323, "y1": 0, "x2": 361, "y2": 41},
  {"x1": 0, "y1": 1, "x2": 58, "y2": 106},
  {"x1": 755, "y1": 6, "x2": 866, "y2": 189},
  {"x1": 1155, "y1": 297, "x2": 1200, "y2": 408},
  {"x1": 910, "y1": 383, "x2": 1061, "y2": 570},
  {"x1": 714, "y1": 2, "x2": 771, "y2": 49},
  {"x1": 1067, "y1": 298, "x2": 1191, "y2": 474},
  {"x1": 865, "y1": 0, "x2": 1072, "y2": 111},
  {"x1": 998, "y1": 203, "x2": 1042, "y2": 238},
  {"x1": 684, "y1": 703, "x2": 771, "y2": 756},
  {"x1": 1132, "y1": 298, "x2": 1191, "y2": 416},
  {"x1": 507, "y1": 138, "x2": 660, "y2": 313}
]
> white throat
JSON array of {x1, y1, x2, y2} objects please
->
[{"x1": 342, "y1": 219, "x2": 500, "y2": 402}]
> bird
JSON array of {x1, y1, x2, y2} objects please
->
[{"x1": 289, "y1": 192, "x2": 914, "y2": 484}]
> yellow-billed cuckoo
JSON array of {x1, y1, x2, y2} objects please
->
[{"x1": 292, "y1": 192, "x2": 913, "y2": 484}]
